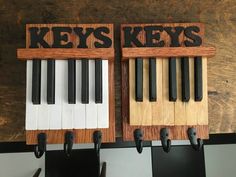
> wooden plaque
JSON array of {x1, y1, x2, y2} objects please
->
[
  {"x1": 20, "y1": 24, "x2": 115, "y2": 144},
  {"x1": 121, "y1": 23, "x2": 214, "y2": 140}
]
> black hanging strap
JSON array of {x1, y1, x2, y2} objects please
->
[{"x1": 32, "y1": 168, "x2": 41, "y2": 177}]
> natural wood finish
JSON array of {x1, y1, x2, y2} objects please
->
[
  {"x1": 185, "y1": 58, "x2": 196, "y2": 125},
  {"x1": 162, "y1": 58, "x2": 175, "y2": 126},
  {"x1": 0, "y1": 0, "x2": 236, "y2": 142},
  {"x1": 129, "y1": 58, "x2": 153, "y2": 125},
  {"x1": 122, "y1": 61, "x2": 209, "y2": 140},
  {"x1": 198, "y1": 57, "x2": 208, "y2": 125},
  {"x1": 128, "y1": 28, "x2": 153, "y2": 125},
  {"x1": 174, "y1": 58, "x2": 184, "y2": 125},
  {"x1": 152, "y1": 59, "x2": 163, "y2": 125},
  {"x1": 126, "y1": 23, "x2": 209, "y2": 127},
  {"x1": 122, "y1": 47, "x2": 216, "y2": 60},
  {"x1": 25, "y1": 24, "x2": 115, "y2": 144},
  {"x1": 122, "y1": 23, "x2": 209, "y2": 139},
  {"x1": 17, "y1": 48, "x2": 114, "y2": 60}
]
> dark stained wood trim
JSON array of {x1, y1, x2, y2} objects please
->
[{"x1": 17, "y1": 48, "x2": 114, "y2": 60}]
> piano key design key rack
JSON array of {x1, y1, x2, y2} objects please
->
[
  {"x1": 17, "y1": 24, "x2": 115, "y2": 145},
  {"x1": 121, "y1": 23, "x2": 216, "y2": 142}
]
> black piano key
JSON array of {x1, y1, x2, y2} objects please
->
[
  {"x1": 47, "y1": 60, "x2": 55, "y2": 104},
  {"x1": 194, "y1": 56, "x2": 203, "y2": 101},
  {"x1": 95, "y1": 59, "x2": 103, "y2": 103},
  {"x1": 149, "y1": 58, "x2": 156, "y2": 102},
  {"x1": 135, "y1": 58, "x2": 143, "y2": 102},
  {"x1": 81, "y1": 59, "x2": 89, "y2": 104},
  {"x1": 68, "y1": 60, "x2": 76, "y2": 104},
  {"x1": 169, "y1": 57, "x2": 177, "y2": 101},
  {"x1": 32, "y1": 60, "x2": 41, "y2": 104},
  {"x1": 181, "y1": 57, "x2": 190, "y2": 102}
]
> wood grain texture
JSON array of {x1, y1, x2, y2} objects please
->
[
  {"x1": 0, "y1": 0, "x2": 236, "y2": 142},
  {"x1": 17, "y1": 48, "x2": 115, "y2": 60},
  {"x1": 124, "y1": 23, "x2": 209, "y2": 130},
  {"x1": 122, "y1": 47, "x2": 216, "y2": 59},
  {"x1": 122, "y1": 60, "x2": 209, "y2": 140}
]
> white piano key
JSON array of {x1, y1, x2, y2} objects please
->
[
  {"x1": 86, "y1": 60, "x2": 98, "y2": 129},
  {"x1": 62, "y1": 60, "x2": 73, "y2": 129},
  {"x1": 74, "y1": 60, "x2": 86, "y2": 129},
  {"x1": 49, "y1": 60, "x2": 63, "y2": 129},
  {"x1": 37, "y1": 60, "x2": 49, "y2": 130},
  {"x1": 25, "y1": 60, "x2": 38, "y2": 130},
  {"x1": 97, "y1": 60, "x2": 109, "y2": 128}
]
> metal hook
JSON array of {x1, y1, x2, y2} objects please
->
[
  {"x1": 187, "y1": 128, "x2": 203, "y2": 151},
  {"x1": 134, "y1": 129, "x2": 143, "y2": 154},
  {"x1": 93, "y1": 131, "x2": 102, "y2": 156},
  {"x1": 34, "y1": 133, "x2": 46, "y2": 158},
  {"x1": 64, "y1": 131, "x2": 74, "y2": 157},
  {"x1": 160, "y1": 128, "x2": 171, "y2": 153}
]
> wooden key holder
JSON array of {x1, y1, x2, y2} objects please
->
[
  {"x1": 121, "y1": 23, "x2": 216, "y2": 141},
  {"x1": 17, "y1": 24, "x2": 115, "y2": 145}
]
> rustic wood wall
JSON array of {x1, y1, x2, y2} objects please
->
[{"x1": 0, "y1": 0, "x2": 235, "y2": 142}]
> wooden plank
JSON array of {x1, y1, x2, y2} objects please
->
[
  {"x1": 129, "y1": 59, "x2": 142, "y2": 125},
  {"x1": 174, "y1": 58, "x2": 186, "y2": 125},
  {"x1": 152, "y1": 58, "x2": 163, "y2": 125},
  {"x1": 162, "y1": 58, "x2": 175, "y2": 125},
  {"x1": 186, "y1": 57, "x2": 198, "y2": 125},
  {"x1": 17, "y1": 48, "x2": 114, "y2": 60},
  {"x1": 122, "y1": 47, "x2": 216, "y2": 59},
  {"x1": 123, "y1": 23, "x2": 209, "y2": 126},
  {"x1": 122, "y1": 61, "x2": 209, "y2": 140},
  {"x1": 197, "y1": 57, "x2": 208, "y2": 125}
]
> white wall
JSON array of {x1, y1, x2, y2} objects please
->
[
  {"x1": 100, "y1": 147, "x2": 152, "y2": 177},
  {"x1": 204, "y1": 144, "x2": 236, "y2": 177},
  {"x1": 0, "y1": 152, "x2": 44, "y2": 177}
]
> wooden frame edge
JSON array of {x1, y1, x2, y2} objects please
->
[
  {"x1": 121, "y1": 46, "x2": 216, "y2": 60},
  {"x1": 17, "y1": 48, "x2": 115, "y2": 60}
]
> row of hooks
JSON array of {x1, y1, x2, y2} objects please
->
[
  {"x1": 34, "y1": 131, "x2": 102, "y2": 158},
  {"x1": 34, "y1": 127, "x2": 202, "y2": 157},
  {"x1": 133, "y1": 127, "x2": 203, "y2": 154}
]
